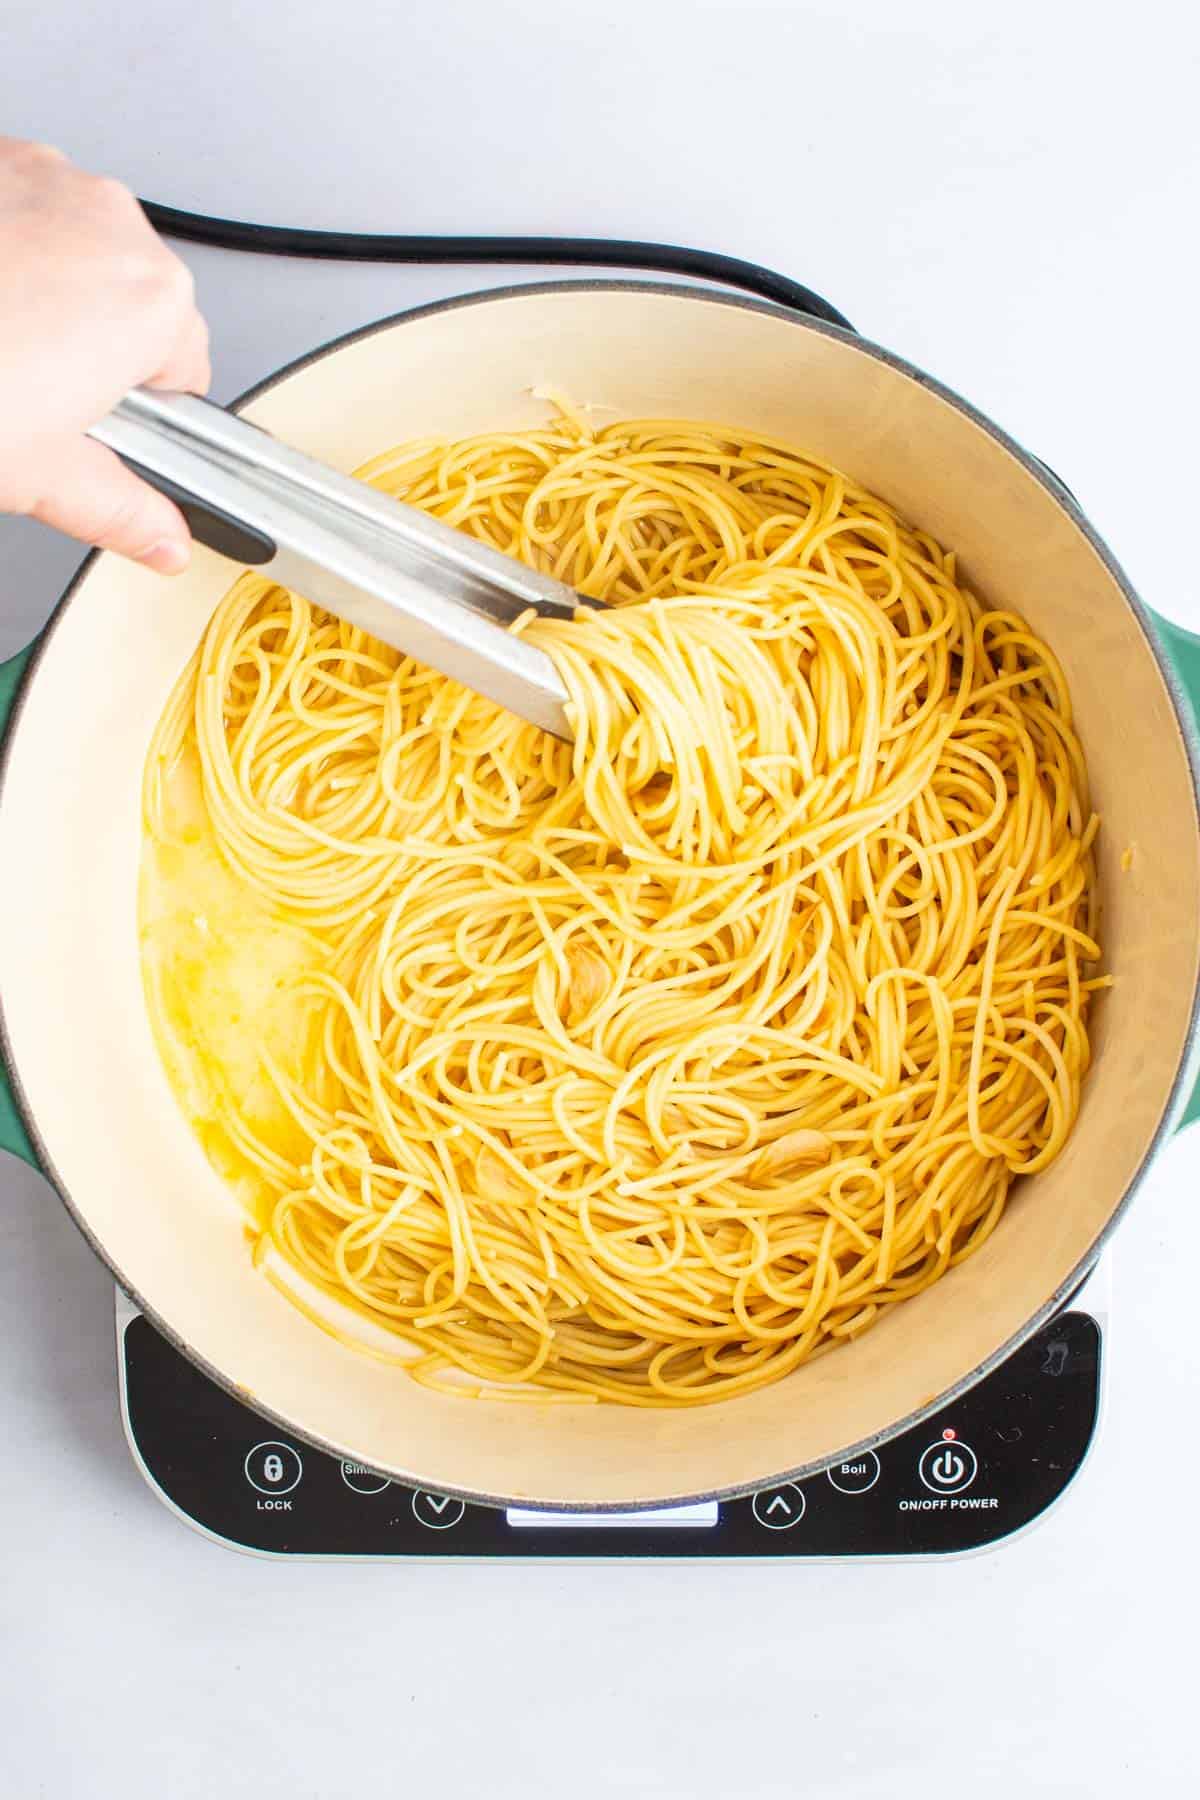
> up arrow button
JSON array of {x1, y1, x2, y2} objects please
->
[{"x1": 751, "y1": 1484, "x2": 807, "y2": 1530}]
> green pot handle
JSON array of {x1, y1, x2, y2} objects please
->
[
  {"x1": 1147, "y1": 610, "x2": 1200, "y2": 1131},
  {"x1": 0, "y1": 640, "x2": 39, "y2": 1167}
]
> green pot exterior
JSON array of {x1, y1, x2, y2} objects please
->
[
  {"x1": 1144, "y1": 611, "x2": 1200, "y2": 1129},
  {"x1": 0, "y1": 640, "x2": 38, "y2": 1168}
]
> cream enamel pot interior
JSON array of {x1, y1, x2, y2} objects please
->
[{"x1": 3, "y1": 281, "x2": 1200, "y2": 1511}]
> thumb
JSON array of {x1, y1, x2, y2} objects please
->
[{"x1": 27, "y1": 437, "x2": 191, "y2": 573}]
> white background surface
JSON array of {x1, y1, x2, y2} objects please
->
[{"x1": 1, "y1": 3, "x2": 1199, "y2": 1794}]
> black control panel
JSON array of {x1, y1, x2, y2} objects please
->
[{"x1": 120, "y1": 1309, "x2": 1100, "y2": 1557}]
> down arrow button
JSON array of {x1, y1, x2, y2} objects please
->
[{"x1": 411, "y1": 1490, "x2": 467, "y2": 1530}]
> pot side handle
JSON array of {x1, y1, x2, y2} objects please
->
[
  {"x1": 1148, "y1": 609, "x2": 1200, "y2": 1131},
  {"x1": 0, "y1": 640, "x2": 39, "y2": 1168}
]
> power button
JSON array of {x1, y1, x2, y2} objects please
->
[{"x1": 917, "y1": 1434, "x2": 978, "y2": 1495}]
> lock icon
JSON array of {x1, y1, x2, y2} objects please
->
[{"x1": 245, "y1": 1442, "x2": 302, "y2": 1495}]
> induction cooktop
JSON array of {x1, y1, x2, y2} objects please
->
[{"x1": 116, "y1": 1257, "x2": 1106, "y2": 1561}]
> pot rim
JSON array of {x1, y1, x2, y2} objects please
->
[{"x1": 3, "y1": 275, "x2": 1198, "y2": 1512}]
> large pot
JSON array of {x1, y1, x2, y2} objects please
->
[{"x1": 2, "y1": 281, "x2": 1199, "y2": 1510}]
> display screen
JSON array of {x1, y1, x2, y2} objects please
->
[{"x1": 505, "y1": 1501, "x2": 719, "y2": 1529}]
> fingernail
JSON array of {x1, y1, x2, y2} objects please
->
[{"x1": 138, "y1": 538, "x2": 191, "y2": 575}]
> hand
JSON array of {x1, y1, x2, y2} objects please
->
[{"x1": 0, "y1": 137, "x2": 211, "y2": 572}]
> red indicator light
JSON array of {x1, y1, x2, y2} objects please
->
[{"x1": 942, "y1": 1428, "x2": 956, "y2": 1440}]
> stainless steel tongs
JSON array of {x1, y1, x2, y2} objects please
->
[{"x1": 89, "y1": 390, "x2": 578, "y2": 739}]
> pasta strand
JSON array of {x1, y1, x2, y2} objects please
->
[{"x1": 140, "y1": 408, "x2": 1104, "y2": 1406}]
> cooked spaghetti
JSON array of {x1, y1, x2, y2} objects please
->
[{"x1": 140, "y1": 408, "x2": 1106, "y2": 1406}]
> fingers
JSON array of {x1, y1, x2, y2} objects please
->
[
  {"x1": 26, "y1": 437, "x2": 191, "y2": 573},
  {"x1": 147, "y1": 303, "x2": 212, "y2": 396},
  {"x1": 0, "y1": 135, "x2": 67, "y2": 168},
  {"x1": 0, "y1": 138, "x2": 212, "y2": 432},
  {"x1": 0, "y1": 137, "x2": 212, "y2": 559}
]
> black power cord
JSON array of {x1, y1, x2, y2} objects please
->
[{"x1": 140, "y1": 200, "x2": 854, "y2": 332}]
